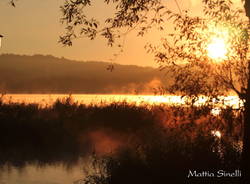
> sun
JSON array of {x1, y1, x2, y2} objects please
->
[{"x1": 206, "y1": 37, "x2": 228, "y2": 60}]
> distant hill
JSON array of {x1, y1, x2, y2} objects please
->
[{"x1": 0, "y1": 54, "x2": 167, "y2": 94}]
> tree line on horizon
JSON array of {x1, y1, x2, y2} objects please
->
[{"x1": 0, "y1": 54, "x2": 165, "y2": 94}]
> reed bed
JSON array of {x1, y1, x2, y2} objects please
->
[{"x1": 0, "y1": 96, "x2": 243, "y2": 183}]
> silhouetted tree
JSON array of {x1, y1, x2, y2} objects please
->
[
  {"x1": 59, "y1": 0, "x2": 165, "y2": 46},
  {"x1": 146, "y1": 0, "x2": 250, "y2": 181},
  {"x1": 243, "y1": 0, "x2": 250, "y2": 182},
  {"x1": 59, "y1": 0, "x2": 250, "y2": 181}
]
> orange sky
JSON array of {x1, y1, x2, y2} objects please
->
[{"x1": 0, "y1": 0, "x2": 244, "y2": 66}]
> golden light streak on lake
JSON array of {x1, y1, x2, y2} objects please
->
[{"x1": 1, "y1": 94, "x2": 244, "y2": 109}]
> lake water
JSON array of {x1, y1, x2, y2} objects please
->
[
  {"x1": 0, "y1": 163, "x2": 84, "y2": 184},
  {"x1": 0, "y1": 94, "x2": 243, "y2": 184},
  {"x1": 1, "y1": 94, "x2": 243, "y2": 108}
]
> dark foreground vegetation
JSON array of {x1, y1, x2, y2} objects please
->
[{"x1": 0, "y1": 96, "x2": 244, "y2": 183}]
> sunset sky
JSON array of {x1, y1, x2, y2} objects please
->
[{"x1": 0, "y1": 0, "x2": 243, "y2": 66}]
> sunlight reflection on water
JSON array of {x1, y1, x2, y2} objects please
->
[
  {"x1": 1, "y1": 94, "x2": 244, "y2": 117},
  {"x1": 1, "y1": 94, "x2": 243, "y2": 108},
  {"x1": 0, "y1": 162, "x2": 84, "y2": 184}
]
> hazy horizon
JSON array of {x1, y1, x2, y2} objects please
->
[
  {"x1": 0, "y1": 52, "x2": 158, "y2": 67},
  {"x1": 0, "y1": 54, "x2": 166, "y2": 94}
]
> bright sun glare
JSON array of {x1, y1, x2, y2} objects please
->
[{"x1": 207, "y1": 37, "x2": 228, "y2": 60}]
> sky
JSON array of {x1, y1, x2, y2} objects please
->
[{"x1": 0, "y1": 0, "x2": 244, "y2": 66}]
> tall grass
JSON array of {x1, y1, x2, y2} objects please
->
[{"x1": 0, "y1": 96, "x2": 243, "y2": 183}]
